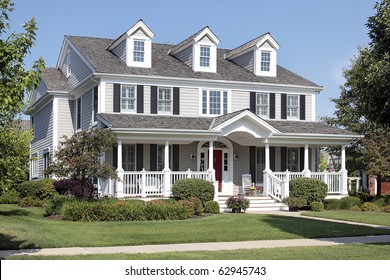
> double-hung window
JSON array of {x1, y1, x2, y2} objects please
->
[
  {"x1": 43, "y1": 150, "x2": 50, "y2": 179},
  {"x1": 261, "y1": 51, "x2": 271, "y2": 72},
  {"x1": 287, "y1": 95, "x2": 299, "y2": 119},
  {"x1": 287, "y1": 148, "x2": 299, "y2": 172},
  {"x1": 76, "y1": 97, "x2": 81, "y2": 130},
  {"x1": 158, "y1": 87, "x2": 172, "y2": 114},
  {"x1": 31, "y1": 153, "x2": 38, "y2": 179},
  {"x1": 93, "y1": 86, "x2": 98, "y2": 123},
  {"x1": 200, "y1": 46, "x2": 210, "y2": 67},
  {"x1": 121, "y1": 85, "x2": 136, "y2": 112},
  {"x1": 256, "y1": 93, "x2": 269, "y2": 118},
  {"x1": 202, "y1": 90, "x2": 228, "y2": 115},
  {"x1": 133, "y1": 40, "x2": 145, "y2": 62}
]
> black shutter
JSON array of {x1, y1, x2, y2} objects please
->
[
  {"x1": 270, "y1": 146, "x2": 276, "y2": 171},
  {"x1": 300, "y1": 95, "x2": 306, "y2": 120},
  {"x1": 137, "y1": 85, "x2": 144, "y2": 113},
  {"x1": 300, "y1": 147, "x2": 305, "y2": 172},
  {"x1": 270, "y1": 93, "x2": 275, "y2": 119},
  {"x1": 150, "y1": 144, "x2": 157, "y2": 171},
  {"x1": 172, "y1": 145, "x2": 180, "y2": 171},
  {"x1": 250, "y1": 92, "x2": 256, "y2": 113},
  {"x1": 281, "y1": 147, "x2": 287, "y2": 171},
  {"x1": 250, "y1": 146, "x2": 256, "y2": 183},
  {"x1": 136, "y1": 144, "x2": 143, "y2": 171},
  {"x1": 113, "y1": 145, "x2": 118, "y2": 169},
  {"x1": 281, "y1": 94, "x2": 287, "y2": 119},
  {"x1": 151, "y1": 86, "x2": 157, "y2": 114},
  {"x1": 173, "y1": 87, "x2": 180, "y2": 115},
  {"x1": 113, "y1": 84, "x2": 121, "y2": 113}
]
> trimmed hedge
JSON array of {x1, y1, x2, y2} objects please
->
[
  {"x1": 324, "y1": 199, "x2": 341, "y2": 210},
  {"x1": 204, "y1": 201, "x2": 220, "y2": 214},
  {"x1": 61, "y1": 199, "x2": 193, "y2": 221},
  {"x1": 289, "y1": 177, "x2": 328, "y2": 205},
  {"x1": 171, "y1": 178, "x2": 214, "y2": 206},
  {"x1": 310, "y1": 201, "x2": 324, "y2": 212},
  {"x1": 339, "y1": 196, "x2": 361, "y2": 210},
  {"x1": 361, "y1": 202, "x2": 378, "y2": 211},
  {"x1": 13, "y1": 179, "x2": 57, "y2": 200},
  {"x1": 19, "y1": 197, "x2": 45, "y2": 207}
]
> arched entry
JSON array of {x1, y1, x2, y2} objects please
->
[{"x1": 197, "y1": 138, "x2": 234, "y2": 195}]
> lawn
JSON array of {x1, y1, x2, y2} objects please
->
[
  {"x1": 302, "y1": 211, "x2": 390, "y2": 226},
  {"x1": 5, "y1": 243, "x2": 390, "y2": 260},
  {"x1": 1, "y1": 204, "x2": 390, "y2": 250}
]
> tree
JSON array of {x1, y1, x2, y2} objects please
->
[
  {"x1": 323, "y1": 0, "x2": 390, "y2": 181},
  {"x1": 0, "y1": 0, "x2": 44, "y2": 192},
  {"x1": 47, "y1": 129, "x2": 118, "y2": 190},
  {"x1": 0, "y1": 0, "x2": 44, "y2": 123}
]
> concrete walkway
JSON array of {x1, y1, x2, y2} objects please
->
[{"x1": 1, "y1": 211, "x2": 390, "y2": 258}]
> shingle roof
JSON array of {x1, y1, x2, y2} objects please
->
[
  {"x1": 99, "y1": 113, "x2": 214, "y2": 130},
  {"x1": 225, "y1": 33, "x2": 269, "y2": 58},
  {"x1": 42, "y1": 67, "x2": 71, "y2": 92},
  {"x1": 66, "y1": 36, "x2": 320, "y2": 87},
  {"x1": 169, "y1": 26, "x2": 208, "y2": 54},
  {"x1": 265, "y1": 120, "x2": 357, "y2": 135}
]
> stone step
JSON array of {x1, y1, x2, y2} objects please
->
[{"x1": 217, "y1": 195, "x2": 288, "y2": 212}]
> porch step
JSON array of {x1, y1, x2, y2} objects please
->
[{"x1": 218, "y1": 196, "x2": 288, "y2": 212}]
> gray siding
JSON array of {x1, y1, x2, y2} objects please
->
[
  {"x1": 61, "y1": 46, "x2": 93, "y2": 88},
  {"x1": 35, "y1": 80, "x2": 48, "y2": 102},
  {"x1": 105, "y1": 83, "x2": 114, "y2": 113},
  {"x1": 232, "y1": 50, "x2": 254, "y2": 73},
  {"x1": 58, "y1": 99, "x2": 75, "y2": 140},
  {"x1": 178, "y1": 143, "x2": 197, "y2": 171},
  {"x1": 305, "y1": 95, "x2": 312, "y2": 121},
  {"x1": 232, "y1": 143, "x2": 250, "y2": 186},
  {"x1": 81, "y1": 89, "x2": 93, "y2": 130},
  {"x1": 30, "y1": 100, "x2": 53, "y2": 179},
  {"x1": 231, "y1": 90, "x2": 250, "y2": 112},
  {"x1": 180, "y1": 87, "x2": 199, "y2": 117},
  {"x1": 112, "y1": 39, "x2": 126, "y2": 63},
  {"x1": 175, "y1": 45, "x2": 193, "y2": 68}
]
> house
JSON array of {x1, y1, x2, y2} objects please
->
[{"x1": 28, "y1": 20, "x2": 358, "y2": 205}]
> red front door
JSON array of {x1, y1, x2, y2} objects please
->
[{"x1": 213, "y1": 150, "x2": 223, "y2": 192}]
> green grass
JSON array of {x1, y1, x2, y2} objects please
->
[
  {"x1": 302, "y1": 210, "x2": 390, "y2": 226},
  {"x1": 1, "y1": 204, "x2": 390, "y2": 250},
  {"x1": 5, "y1": 243, "x2": 390, "y2": 260}
]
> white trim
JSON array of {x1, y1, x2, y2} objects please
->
[
  {"x1": 157, "y1": 86, "x2": 173, "y2": 115},
  {"x1": 76, "y1": 96, "x2": 82, "y2": 131},
  {"x1": 100, "y1": 81, "x2": 106, "y2": 113},
  {"x1": 120, "y1": 84, "x2": 137, "y2": 113},
  {"x1": 312, "y1": 93, "x2": 316, "y2": 121},
  {"x1": 52, "y1": 98, "x2": 58, "y2": 151},
  {"x1": 199, "y1": 88, "x2": 230, "y2": 116},
  {"x1": 287, "y1": 94, "x2": 300, "y2": 120}
]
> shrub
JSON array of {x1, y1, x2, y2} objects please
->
[
  {"x1": 361, "y1": 202, "x2": 379, "y2": 211},
  {"x1": 145, "y1": 200, "x2": 192, "y2": 220},
  {"x1": 0, "y1": 189, "x2": 21, "y2": 204},
  {"x1": 14, "y1": 179, "x2": 56, "y2": 200},
  {"x1": 339, "y1": 196, "x2": 361, "y2": 210},
  {"x1": 114, "y1": 200, "x2": 146, "y2": 221},
  {"x1": 19, "y1": 196, "x2": 45, "y2": 207},
  {"x1": 310, "y1": 201, "x2": 324, "y2": 211},
  {"x1": 54, "y1": 179, "x2": 94, "y2": 199},
  {"x1": 350, "y1": 205, "x2": 362, "y2": 211},
  {"x1": 171, "y1": 178, "x2": 214, "y2": 206},
  {"x1": 283, "y1": 196, "x2": 307, "y2": 211},
  {"x1": 289, "y1": 178, "x2": 328, "y2": 205},
  {"x1": 43, "y1": 195, "x2": 77, "y2": 216},
  {"x1": 381, "y1": 205, "x2": 390, "y2": 213},
  {"x1": 177, "y1": 199, "x2": 196, "y2": 216},
  {"x1": 204, "y1": 201, "x2": 220, "y2": 214},
  {"x1": 226, "y1": 195, "x2": 250, "y2": 213},
  {"x1": 373, "y1": 198, "x2": 386, "y2": 208},
  {"x1": 324, "y1": 199, "x2": 341, "y2": 210}
]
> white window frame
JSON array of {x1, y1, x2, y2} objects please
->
[
  {"x1": 200, "y1": 45, "x2": 211, "y2": 67},
  {"x1": 122, "y1": 144, "x2": 136, "y2": 171},
  {"x1": 157, "y1": 87, "x2": 173, "y2": 115},
  {"x1": 201, "y1": 89, "x2": 229, "y2": 116},
  {"x1": 43, "y1": 149, "x2": 50, "y2": 179},
  {"x1": 256, "y1": 92, "x2": 269, "y2": 118},
  {"x1": 260, "y1": 51, "x2": 271, "y2": 72},
  {"x1": 133, "y1": 40, "x2": 145, "y2": 63},
  {"x1": 31, "y1": 152, "x2": 39, "y2": 179},
  {"x1": 287, "y1": 95, "x2": 299, "y2": 119},
  {"x1": 121, "y1": 84, "x2": 137, "y2": 113},
  {"x1": 76, "y1": 97, "x2": 82, "y2": 131}
]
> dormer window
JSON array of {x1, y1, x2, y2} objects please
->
[
  {"x1": 200, "y1": 46, "x2": 210, "y2": 67},
  {"x1": 133, "y1": 40, "x2": 145, "y2": 62},
  {"x1": 260, "y1": 51, "x2": 271, "y2": 72}
]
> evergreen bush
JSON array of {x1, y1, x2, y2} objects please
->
[
  {"x1": 171, "y1": 178, "x2": 214, "y2": 205},
  {"x1": 14, "y1": 179, "x2": 56, "y2": 200},
  {"x1": 289, "y1": 177, "x2": 328, "y2": 205},
  {"x1": 310, "y1": 201, "x2": 324, "y2": 211},
  {"x1": 339, "y1": 196, "x2": 361, "y2": 210},
  {"x1": 324, "y1": 199, "x2": 341, "y2": 210},
  {"x1": 204, "y1": 201, "x2": 220, "y2": 214},
  {"x1": 19, "y1": 196, "x2": 45, "y2": 207},
  {"x1": 361, "y1": 202, "x2": 379, "y2": 211}
]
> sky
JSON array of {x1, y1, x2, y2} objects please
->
[{"x1": 9, "y1": 0, "x2": 378, "y2": 120}]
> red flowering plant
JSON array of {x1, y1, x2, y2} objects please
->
[{"x1": 226, "y1": 195, "x2": 250, "y2": 213}]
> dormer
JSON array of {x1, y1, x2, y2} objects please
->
[
  {"x1": 169, "y1": 26, "x2": 220, "y2": 73},
  {"x1": 225, "y1": 33, "x2": 280, "y2": 77},
  {"x1": 108, "y1": 19, "x2": 154, "y2": 68}
]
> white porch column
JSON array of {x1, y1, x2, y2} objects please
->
[
  {"x1": 116, "y1": 139, "x2": 124, "y2": 198},
  {"x1": 303, "y1": 144, "x2": 310, "y2": 177},
  {"x1": 208, "y1": 141, "x2": 215, "y2": 181},
  {"x1": 163, "y1": 140, "x2": 171, "y2": 197},
  {"x1": 265, "y1": 142, "x2": 270, "y2": 171},
  {"x1": 340, "y1": 144, "x2": 348, "y2": 195},
  {"x1": 263, "y1": 142, "x2": 270, "y2": 196}
]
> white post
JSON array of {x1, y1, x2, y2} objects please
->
[
  {"x1": 340, "y1": 144, "x2": 348, "y2": 195},
  {"x1": 263, "y1": 170, "x2": 269, "y2": 196},
  {"x1": 163, "y1": 140, "x2": 171, "y2": 197},
  {"x1": 141, "y1": 168, "x2": 146, "y2": 198},
  {"x1": 116, "y1": 140, "x2": 124, "y2": 198},
  {"x1": 265, "y1": 142, "x2": 270, "y2": 171},
  {"x1": 303, "y1": 144, "x2": 310, "y2": 177},
  {"x1": 187, "y1": 168, "x2": 192, "y2": 178},
  {"x1": 208, "y1": 141, "x2": 215, "y2": 182}
]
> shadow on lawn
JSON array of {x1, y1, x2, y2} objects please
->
[
  {"x1": 0, "y1": 233, "x2": 40, "y2": 259},
  {"x1": 260, "y1": 214, "x2": 390, "y2": 239},
  {"x1": 0, "y1": 208, "x2": 30, "y2": 217}
]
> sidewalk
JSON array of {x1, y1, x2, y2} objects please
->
[{"x1": 1, "y1": 211, "x2": 390, "y2": 258}]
